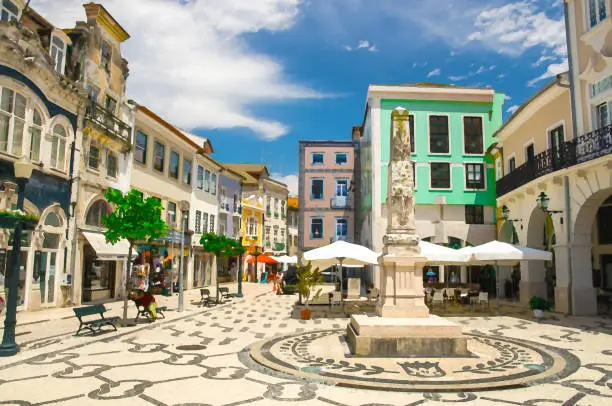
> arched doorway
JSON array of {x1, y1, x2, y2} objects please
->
[
  {"x1": 523, "y1": 207, "x2": 552, "y2": 303},
  {"x1": 572, "y1": 188, "x2": 612, "y2": 315},
  {"x1": 499, "y1": 220, "x2": 521, "y2": 300},
  {"x1": 37, "y1": 209, "x2": 66, "y2": 307}
]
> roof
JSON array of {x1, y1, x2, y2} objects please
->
[
  {"x1": 83, "y1": 2, "x2": 130, "y2": 42},
  {"x1": 179, "y1": 129, "x2": 214, "y2": 154},
  {"x1": 224, "y1": 164, "x2": 270, "y2": 185},
  {"x1": 493, "y1": 73, "x2": 567, "y2": 140},
  {"x1": 369, "y1": 82, "x2": 494, "y2": 91},
  {"x1": 287, "y1": 197, "x2": 298, "y2": 209},
  {"x1": 136, "y1": 105, "x2": 204, "y2": 153}
]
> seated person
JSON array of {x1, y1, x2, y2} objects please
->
[{"x1": 129, "y1": 290, "x2": 158, "y2": 321}]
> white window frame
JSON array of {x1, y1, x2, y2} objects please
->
[
  {"x1": 429, "y1": 161, "x2": 452, "y2": 191},
  {"x1": 310, "y1": 217, "x2": 324, "y2": 240},
  {"x1": 461, "y1": 114, "x2": 485, "y2": 156},
  {"x1": 335, "y1": 217, "x2": 348, "y2": 237},
  {"x1": 595, "y1": 100, "x2": 612, "y2": 129},
  {"x1": 335, "y1": 152, "x2": 348, "y2": 166},
  {"x1": 49, "y1": 35, "x2": 66, "y2": 75},
  {"x1": 50, "y1": 123, "x2": 68, "y2": 172},
  {"x1": 311, "y1": 178, "x2": 324, "y2": 200},
  {"x1": 585, "y1": 0, "x2": 608, "y2": 30},
  {"x1": 0, "y1": 0, "x2": 20, "y2": 23},
  {"x1": 335, "y1": 178, "x2": 349, "y2": 197},
  {"x1": 311, "y1": 152, "x2": 325, "y2": 165},
  {"x1": 29, "y1": 107, "x2": 43, "y2": 162},
  {"x1": 427, "y1": 113, "x2": 452, "y2": 156},
  {"x1": 0, "y1": 87, "x2": 27, "y2": 157},
  {"x1": 464, "y1": 162, "x2": 486, "y2": 191},
  {"x1": 494, "y1": 156, "x2": 502, "y2": 180},
  {"x1": 545, "y1": 120, "x2": 566, "y2": 150}
]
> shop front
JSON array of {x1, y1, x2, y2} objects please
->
[{"x1": 81, "y1": 232, "x2": 130, "y2": 303}]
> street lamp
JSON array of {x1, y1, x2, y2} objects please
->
[
  {"x1": 536, "y1": 192, "x2": 563, "y2": 219},
  {"x1": 177, "y1": 200, "x2": 189, "y2": 312},
  {"x1": 501, "y1": 205, "x2": 510, "y2": 221},
  {"x1": 236, "y1": 235, "x2": 243, "y2": 297},
  {"x1": 0, "y1": 156, "x2": 34, "y2": 357}
]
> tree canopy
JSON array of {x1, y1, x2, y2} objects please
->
[
  {"x1": 102, "y1": 188, "x2": 169, "y2": 244},
  {"x1": 200, "y1": 233, "x2": 246, "y2": 257}
]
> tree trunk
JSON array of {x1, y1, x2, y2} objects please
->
[{"x1": 122, "y1": 244, "x2": 133, "y2": 323}]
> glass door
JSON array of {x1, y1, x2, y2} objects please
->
[{"x1": 38, "y1": 251, "x2": 58, "y2": 306}]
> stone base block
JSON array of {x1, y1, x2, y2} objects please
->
[{"x1": 347, "y1": 314, "x2": 469, "y2": 357}]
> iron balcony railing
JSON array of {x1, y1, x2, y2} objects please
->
[
  {"x1": 496, "y1": 123, "x2": 612, "y2": 197},
  {"x1": 85, "y1": 102, "x2": 131, "y2": 144},
  {"x1": 330, "y1": 195, "x2": 353, "y2": 209}
]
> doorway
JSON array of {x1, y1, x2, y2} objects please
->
[
  {"x1": 602, "y1": 255, "x2": 612, "y2": 290},
  {"x1": 82, "y1": 243, "x2": 116, "y2": 303}
]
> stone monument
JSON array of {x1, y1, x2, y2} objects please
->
[{"x1": 347, "y1": 107, "x2": 468, "y2": 357}]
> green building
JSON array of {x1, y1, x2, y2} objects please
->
[{"x1": 356, "y1": 83, "x2": 505, "y2": 286}]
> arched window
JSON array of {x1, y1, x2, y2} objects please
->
[
  {"x1": 29, "y1": 108, "x2": 43, "y2": 161},
  {"x1": 44, "y1": 212, "x2": 62, "y2": 227},
  {"x1": 50, "y1": 124, "x2": 67, "y2": 171},
  {"x1": 86, "y1": 200, "x2": 111, "y2": 228},
  {"x1": 0, "y1": 87, "x2": 26, "y2": 156}
]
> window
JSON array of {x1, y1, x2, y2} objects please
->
[
  {"x1": 409, "y1": 114, "x2": 415, "y2": 153},
  {"x1": 100, "y1": 40, "x2": 112, "y2": 73},
  {"x1": 220, "y1": 187, "x2": 226, "y2": 205},
  {"x1": 29, "y1": 108, "x2": 42, "y2": 161},
  {"x1": 45, "y1": 212, "x2": 62, "y2": 227},
  {"x1": 167, "y1": 202, "x2": 177, "y2": 225},
  {"x1": 596, "y1": 102, "x2": 611, "y2": 129},
  {"x1": 50, "y1": 124, "x2": 67, "y2": 171},
  {"x1": 87, "y1": 85, "x2": 100, "y2": 103},
  {"x1": 0, "y1": 0, "x2": 19, "y2": 22},
  {"x1": 197, "y1": 166, "x2": 204, "y2": 189},
  {"x1": 50, "y1": 36, "x2": 66, "y2": 74},
  {"x1": 211, "y1": 173, "x2": 217, "y2": 195},
  {"x1": 107, "y1": 152, "x2": 118, "y2": 178},
  {"x1": 336, "y1": 179, "x2": 348, "y2": 196},
  {"x1": 233, "y1": 194, "x2": 238, "y2": 211},
  {"x1": 525, "y1": 143, "x2": 535, "y2": 164},
  {"x1": 85, "y1": 200, "x2": 111, "y2": 228},
  {"x1": 465, "y1": 163, "x2": 485, "y2": 189},
  {"x1": 204, "y1": 170, "x2": 210, "y2": 192},
  {"x1": 311, "y1": 152, "x2": 324, "y2": 165},
  {"x1": 183, "y1": 159, "x2": 192, "y2": 185},
  {"x1": 311, "y1": 218, "x2": 323, "y2": 239},
  {"x1": 429, "y1": 115, "x2": 449, "y2": 154},
  {"x1": 509, "y1": 156, "x2": 516, "y2": 173},
  {"x1": 465, "y1": 205, "x2": 484, "y2": 225},
  {"x1": 105, "y1": 96, "x2": 117, "y2": 114},
  {"x1": 88, "y1": 143, "x2": 100, "y2": 170},
  {"x1": 195, "y1": 210, "x2": 201, "y2": 233},
  {"x1": 281, "y1": 200, "x2": 285, "y2": 216},
  {"x1": 335, "y1": 153, "x2": 348, "y2": 165},
  {"x1": 463, "y1": 116, "x2": 483, "y2": 154},
  {"x1": 265, "y1": 226, "x2": 271, "y2": 243},
  {"x1": 133, "y1": 131, "x2": 147, "y2": 164},
  {"x1": 154, "y1": 141, "x2": 165, "y2": 172},
  {"x1": 169, "y1": 150, "x2": 179, "y2": 179},
  {"x1": 588, "y1": 0, "x2": 607, "y2": 28},
  {"x1": 592, "y1": 75, "x2": 612, "y2": 97},
  {"x1": 430, "y1": 162, "x2": 451, "y2": 189},
  {"x1": 266, "y1": 196, "x2": 271, "y2": 214},
  {"x1": 495, "y1": 157, "x2": 502, "y2": 180},
  {"x1": 336, "y1": 218, "x2": 348, "y2": 237},
  {"x1": 0, "y1": 88, "x2": 26, "y2": 155},
  {"x1": 202, "y1": 213, "x2": 209, "y2": 233},
  {"x1": 311, "y1": 179, "x2": 324, "y2": 200}
]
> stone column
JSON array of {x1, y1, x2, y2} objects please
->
[
  {"x1": 568, "y1": 244, "x2": 597, "y2": 315},
  {"x1": 460, "y1": 266, "x2": 467, "y2": 284},
  {"x1": 519, "y1": 260, "x2": 547, "y2": 305}
]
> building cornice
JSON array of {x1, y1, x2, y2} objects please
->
[{"x1": 367, "y1": 84, "x2": 496, "y2": 104}]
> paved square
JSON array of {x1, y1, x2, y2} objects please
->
[{"x1": 1, "y1": 284, "x2": 611, "y2": 405}]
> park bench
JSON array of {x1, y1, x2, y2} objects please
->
[
  {"x1": 200, "y1": 288, "x2": 212, "y2": 306},
  {"x1": 218, "y1": 287, "x2": 231, "y2": 302},
  {"x1": 73, "y1": 304, "x2": 120, "y2": 336},
  {"x1": 134, "y1": 302, "x2": 167, "y2": 321}
]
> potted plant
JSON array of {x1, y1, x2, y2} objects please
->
[
  {"x1": 297, "y1": 261, "x2": 323, "y2": 320},
  {"x1": 529, "y1": 296, "x2": 551, "y2": 320},
  {"x1": 0, "y1": 210, "x2": 39, "y2": 230}
]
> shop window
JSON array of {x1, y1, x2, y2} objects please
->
[
  {"x1": 50, "y1": 124, "x2": 68, "y2": 171},
  {"x1": 86, "y1": 200, "x2": 111, "y2": 228},
  {"x1": 0, "y1": 87, "x2": 26, "y2": 156}
]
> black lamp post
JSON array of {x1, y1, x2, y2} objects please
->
[
  {"x1": 501, "y1": 205, "x2": 510, "y2": 221},
  {"x1": 236, "y1": 236, "x2": 243, "y2": 297},
  {"x1": 536, "y1": 192, "x2": 563, "y2": 216},
  {"x1": 0, "y1": 157, "x2": 35, "y2": 357}
]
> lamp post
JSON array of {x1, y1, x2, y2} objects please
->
[
  {"x1": 536, "y1": 192, "x2": 561, "y2": 304},
  {"x1": 0, "y1": 157, "x2": 34, "y2": 357},
  {"x1": 253, "y1": 247, "x2": 261, "y2": 283},
  {"x1": 177, "y1": 200, "x2": 189, "y2": 312},
  {"x1": 236, "y1": 236, "x2": 244, "y2": 297}
]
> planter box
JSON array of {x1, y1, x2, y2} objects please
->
[{"x1": 0, "y1": 216, "x2": 38, "y2": 230}]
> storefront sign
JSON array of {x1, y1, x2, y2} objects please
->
[{"x1": 156, "y1": 231, "x2": 191, "y2": 245}]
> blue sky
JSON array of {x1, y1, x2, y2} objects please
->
[{"x1": 34, "y1": 0, "x2": 568, "y2": 195}]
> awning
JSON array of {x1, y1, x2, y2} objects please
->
[{"x1": 82, "y1": 232, "x2": 131, "y2": 260}]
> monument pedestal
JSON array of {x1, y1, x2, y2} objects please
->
[{"x1": 347, "y1": 243, "x2": 468, "y2": 357}]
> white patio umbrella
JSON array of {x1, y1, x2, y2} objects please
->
[
  {"x1": 275, "y1": 255, "x2": 298, "y2": 264},
  {"x1": 457, "y1": 240, "x2": 553, "y2": 314},
  {"x1": 304, "y1": 241, "x2": 381, "y2": 302},
  {"x1": 419, "y1": 240, "x2": 466, "y2": 264}
]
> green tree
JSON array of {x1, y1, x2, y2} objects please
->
[
  {"x1": 200, "y1": 233, "x2": 245, "y2": 301},
  {"x1": 297, "y1": 261, "x2": 323, "y2": 309},
  {"x1": 103, "y1": 188, "x2": 168, "y2": 324}
]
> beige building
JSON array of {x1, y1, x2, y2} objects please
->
[
  {"x1": 287, "y1": 197, "x2": 298, "y2": 256},
  {"x1": 493, "y1": 0, "x2": 612, "y2": 315}
]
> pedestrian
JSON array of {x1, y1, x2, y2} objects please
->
[{"x1": 130, "y1": 290, "x2": 158, "y2": 321}]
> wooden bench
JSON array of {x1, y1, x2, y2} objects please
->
[
  {"x1": 73, "y1": 304, "x2": 120, "y2": 336},
  {"x1": 134, "y1": 302, "x2": 166, "y2": 321},
  {"x1": 200, "y1": 288, "x2": 212, "y2": 306}
]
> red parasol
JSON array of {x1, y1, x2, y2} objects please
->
[{"x1": 247, "y1": 254, "x2": 278, "y2": 264}]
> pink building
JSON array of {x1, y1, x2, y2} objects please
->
[{"x1": 298, "y1": 141, "x2": 357, "y2": 253}]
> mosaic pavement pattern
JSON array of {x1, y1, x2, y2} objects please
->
[{"x1": 0, "y1": 285, "x2": 611, "y2": 405}]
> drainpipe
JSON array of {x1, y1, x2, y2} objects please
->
[{"x1": 563, "y1": 1, "x2": 578, "y2": 316}]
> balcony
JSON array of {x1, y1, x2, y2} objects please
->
[
  {"x1": 85, "y1": 102, "x2": 131, "y2": 145},
  {"x1": 330, "y1": 195, "x2": 353, "y2": 209},
  {"x1": 496, "y1": 124, "x2": 612, "y2": 197}
]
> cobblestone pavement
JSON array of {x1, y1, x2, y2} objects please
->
[{"x1": 0, "y1": 283, "x2": 611, "y2": 405}]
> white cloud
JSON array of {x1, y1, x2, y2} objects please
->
[
  {"x1": 427, "y1": 68, "x2": 441, "y2": 78},
  {"x1": 476, "y1": 65, "x2": 487, "y2": 74},
  {"x1": 448, "y1": 75, "x2": 467, "y2": 81},
  {"x1": 532, "y1": 55, "x2": 555, "y2": 67},
  {"x1": 345, "y1": 39, "x2": 377, "y2": 52},
  {"x1": 527, "y1": 58, "x2": 568, "y2": 87},
  {"x1": 31, "y1": 0, "x2": 326, "y2": 141},
  {"x1": 271, "y1": 173, "x2": 298, "y2": 196},
  {"x1": 506, "y1": 105, "x2": 519, "y2": 114},
  {"x1": 498, "y1": 73, "x2": 507, "y2": 79},
  {"x1": 504, "y1": 94, "x2": 512, "y2": 100}
]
